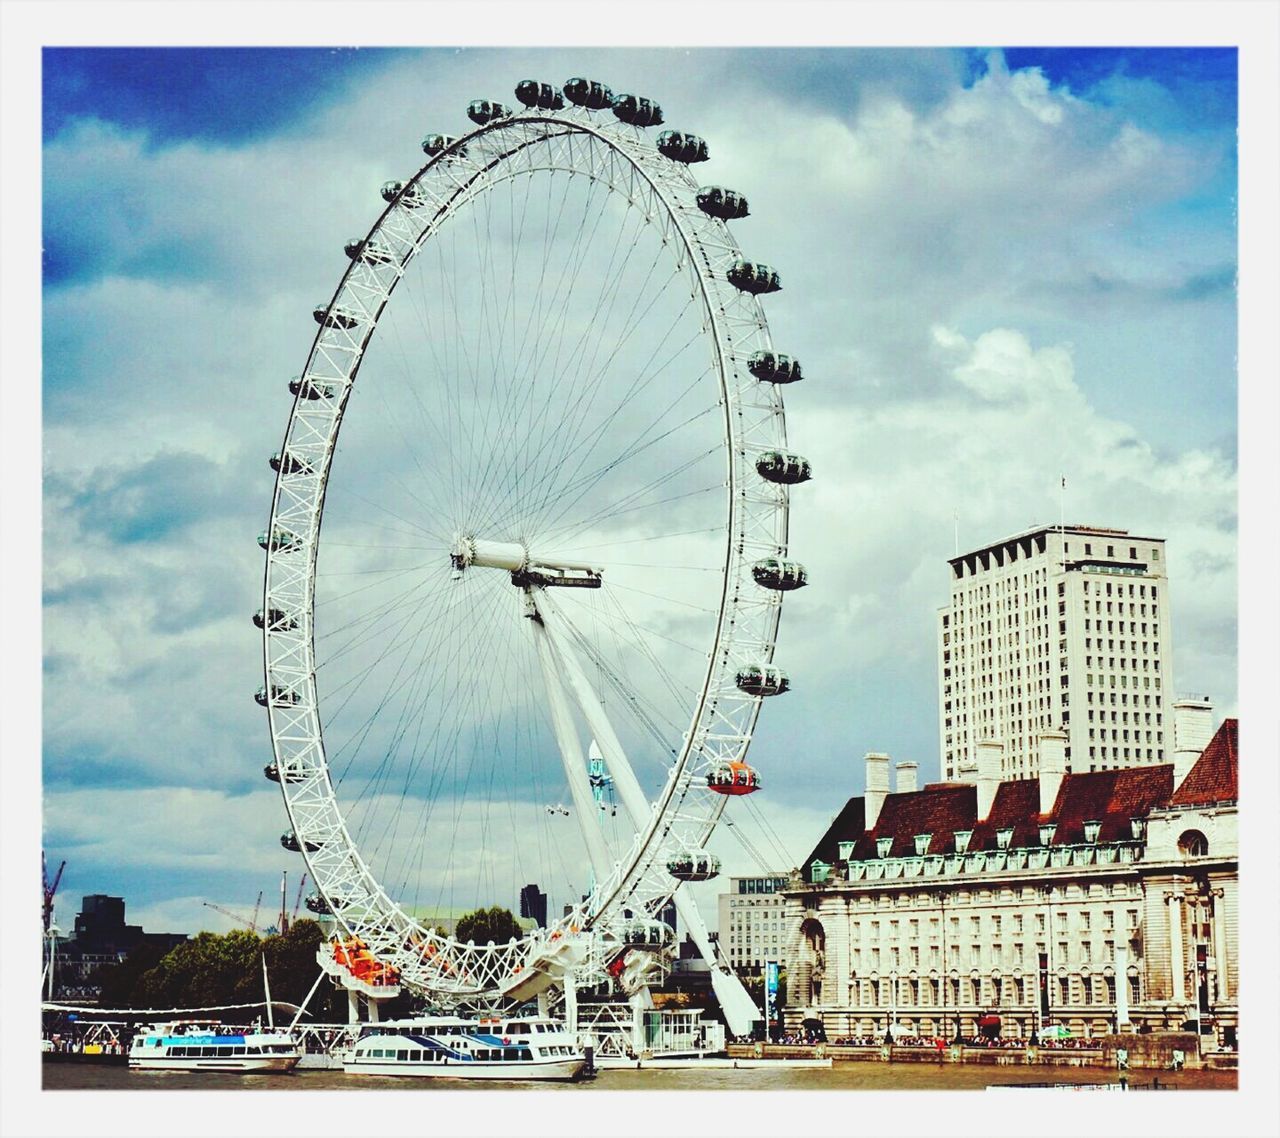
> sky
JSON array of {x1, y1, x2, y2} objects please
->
[
  {"x1": 33, "y1": 44, "x2": 1243, "y2": 943},
  {"x1": 2, "y1": 4, "x2": 1276, "y2": 1136}
]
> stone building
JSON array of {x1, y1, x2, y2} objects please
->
[
  {"x1": 779, "y1": 715, "x2": 1238, "y2": 1047},
  {"x1": 938, "y1": 525, "x2": 1175, "y2": 780},
  {"x1": 718, "y1": 874, "x2": 791, "y2": 976}
]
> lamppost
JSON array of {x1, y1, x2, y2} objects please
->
[{"x1": 938, "y1": 888, "x2": 949, "y2": 1043}]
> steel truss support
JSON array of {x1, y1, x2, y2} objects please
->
[{"x1": 536, "y1": 590, "x2": 761, "y2": 1036}]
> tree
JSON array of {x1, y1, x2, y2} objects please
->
[
  {"x1": 91, "y1": 941, "x2": 170, "y2": 1008},
  {"x1": 455, "y1": 906, "x2": 522, "y2": 946}
]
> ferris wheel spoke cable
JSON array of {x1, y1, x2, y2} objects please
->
[
  {"x1": 314, "y1": 564, "x2": 467, "y2": 708},
  {"x1": 501, "y1": 331, "x2": 713, "y2": 541},
  {"x1": 724, "y1": 816, "x2": 775, "y2": 873},
  {"x1": 533, "y1": 365, "x2": 716, "y2": 521},
  {"x1": 568, "y1": 525, "x2": 723, "y2": 553},
  {"x1": 324, "y1": 571, "x2": 484, "y2": 787},
  {"x1": 511, "y1": 255, "x2": 686, "y2": 528},
  {"x1": 553, "y1": 592, "x2": 685, "y2": 761},
  {"x1": 528, "y1": 392, "x2": 720, "y2": 543},
  {"x1": 505, "y1": 188, "x2": 652, "y2": 518},
  {"x1": 355, "y1": 587, "x2": 516, "y2": 867},
  {"x1": 499, "y1": 196, "x2": 673, "y2": 518},
  {"x1": 530, "y1": 267, "x2": 699, "y2": 501},
  {"x1": 742, "y1": 795, "x2": 798, "y2": 869},
  {"x1": 487, "y1": 276, "x2": 671, "y2": 538}
]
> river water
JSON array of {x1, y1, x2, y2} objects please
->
[{"x1": 43, "y1": 1062, "x2": 1237, "y2": 1092}]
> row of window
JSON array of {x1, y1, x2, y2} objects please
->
[
  {"x1": 164, "y1": 1044, "x2": 293, "y2": 1057},
  {"x1": 360, "y1": 1047, "x2": 535, "y2": 1062},
  {"x1": 844, "y1": 974, "x2": 1140, "y2": 1008}
]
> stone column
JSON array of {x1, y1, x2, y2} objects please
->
[
  {"x1": 1165, "y1": 890, "x2": 1185, "y2": 1004},
  {"x1": 1114, "y1": 943, "x2": 1130, "y2": 1028},
  {"x1": 1211, "y1": 887, "x2": 1229, "y2": 1001}
]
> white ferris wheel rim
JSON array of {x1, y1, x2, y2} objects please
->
[{"x1": 260, "y1": 96, "x2": 794, "y2": 1004}]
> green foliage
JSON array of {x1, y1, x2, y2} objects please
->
[
  {"x1": 88, "y1": 919, "x2": 337, "y2": 1018},
  {"x1": 455, "y1": 906, "x2": 522, "y2": 946}
]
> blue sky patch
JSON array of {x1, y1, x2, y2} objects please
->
[{"x1": 43, "y1": 46, "x2": 411, "y2": 147}]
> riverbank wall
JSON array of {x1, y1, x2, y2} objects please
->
[{"x1": 728, "y1": 1031, "x2": 1222, "y2": 1071}]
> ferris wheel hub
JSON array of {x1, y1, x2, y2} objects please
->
[{"x1": 450, "y1": 535, "x2": 603, "y2": 585}]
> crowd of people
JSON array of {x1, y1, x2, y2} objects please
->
[{"x1": 730, "y1": 1032, "x2": 1110, "y2": 1050}]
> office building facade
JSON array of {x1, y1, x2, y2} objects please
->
[
  {"x1": 718, "y1": 874, "x2": 791, "y2": 976},
  {"x1": 939, "y1": 525, "x2": 1173, "y2": 780}
]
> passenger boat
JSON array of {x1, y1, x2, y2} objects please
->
[
  {"x1": 343, "y1": 1015, "x2": 586, "y2": 1081},
  {"x1": 128, "y1": 1020, "x2": 303, "y2": 1072}
]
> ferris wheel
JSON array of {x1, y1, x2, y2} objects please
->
[{"x1": 257, "y1": 77, "x2": 810, "y2": 1027}]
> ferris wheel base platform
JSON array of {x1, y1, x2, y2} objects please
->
[{"x1": 316, "y1": 947, "x2": 401, "y2": 1000}]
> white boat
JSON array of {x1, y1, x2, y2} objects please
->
[
  {"x1": 343, "y1": 1014, "x2": 586, "y2": 1081},
  {"x1": 128, "y1": 1019, "x2": 303, "y2": 1072}
]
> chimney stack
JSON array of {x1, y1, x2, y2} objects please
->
[
  {"x1": 895, "y1": 761, "x2": 918, "y2": 795},
  {"x1": 864, "y1": 752, "x2": 890, "y2": 829},
  {"x1": 1172, "y1": 696, "x2": 1213, "y2": 789},
  {"x1": 957, "y1": 758, "x2": 978, "y2": 785},
  {"x1": 975, "y1": 739, "x2": 1002, "y2": 822},
  {"x1": 1038, "y1": 731, "x2": 1068, "y2": 815}
]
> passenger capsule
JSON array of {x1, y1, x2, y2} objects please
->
[
  {"x1": 707, "y1": 760, "x2": 761, "y2": 796},
  {"x1": 751, "y1": 557, "x2": 808, "y2": 591},
  {"x1": 619, "y1": 919, "x2": 675, "y2": 951},
  {"x1": 656, "y1": 130, "x2": 709, "y2": 164},
  {"x1": 381, "y1": 180, "x2": 424, "y2": 207},
  {"x1": 313, "y1": 305, "x2": 360, "y2": 331},
  {"x1": 264, "y1": 761, "x2": 306, "y2": 784},
  {"x1": 344, "y1": 238, "x2": 397, "y2": 266},
  {"x1": 747, "y1": 351, "x2": 803, "y2": 385},
  {"x1": 755, "y1": 450, "x2": 812, "y2": 485},
  {"x1": 280, "y1": 831, "x2": 322, "y2": 853},
  {"x1": 666, "y1": 850, "x2": 721, "y2": 882},
  {"x1": 270, "y1": 451, "x2": 313, "y2": 475},
  {"x1": 515, "y1": 80, "x2": 565, "y2": 110},
  {"x1": 421, "y1": 133, "x2": 464, "y2": 156},
  {"x1": 612, "y1": 94, "x2": 663, "y2": 127},
  {"x1": 255, "y1": 684, "x2": 300, "y2": 707},
  {"x1": 563, "y1": 77, "x2": 614, "y2": 109},
  {"x1": 253, "y1": 607, "x2": 298, "y2": 632},
  {"x1": 467, "y1": 99, "x2": 513, "y2": 125},
  {"x1": 305, "y1": 893, "x2": 335, "y2": 914},
  {"x1": 727, "y1": 260, "x2": 781, "y2": 295},
  {"x1": 258, "y1": 527, "x2": 302, "y2": 554},
  {"x1": 735, "y1": 663, "x2": 791, "y2": 697},
  {"x1": 696, "y1": 186, "x2": 749, "y2": 220},
  {"x1": 289, "y1": 375, "x2": 338, "y2": 401}
]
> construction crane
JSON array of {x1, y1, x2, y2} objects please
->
[
  {"x1": 250, "y1": 890, "x2": 264, "y2": 932},
  {"x1": 201, "y1": 900, "x2": 260, "y2": 933},
  {"x1": 42, "y1": 852, "x2": 66, "y2": 934},
  {"x1": 285, "y1": 872, "x2": 308, "y2": 935}
]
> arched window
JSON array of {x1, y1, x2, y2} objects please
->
[{"x1": 1178, "y1": 830, "x2": 1209, "y2": 858}]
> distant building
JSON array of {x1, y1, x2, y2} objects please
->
[
  {"x1": 781, "y1": 719, "x2": 1237, "y2": 1047},
  {"x1": 718, "y1": 874, "x2": 790, "y2": 977},
  {"x1": 939, "y1": 525, "x2": 1174, "y2": 780},
  {"x1": 52, "y1": 894, "x2": 187, "y2": 1000},
  {"x1": 519, "y1": 883, "x2": 548, "y2": 928}
]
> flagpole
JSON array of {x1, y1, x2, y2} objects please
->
[
  {"x1": 1059, "y1": 475, "x2": 1066, "y2": 573},
  {"x1": 263, "y1": 953, "x2": 275, "y2": 1030}
]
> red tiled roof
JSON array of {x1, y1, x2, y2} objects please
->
[
  {"x1": 806, "y1": 763, "x2": 1179, "y2": 869},
  {"x1": 1170, "y1": 719, "x2": 1238, "y2": 806},
  {"x1": 803, "y1": 797, "x2": 865, "y2": 869},
  {"x1": 1046, "y1": 765, "x2": 1173, "y2": 845},
  {"x1": 857, "y1": 784, "x2": 975, "y2": 859}
]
